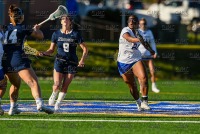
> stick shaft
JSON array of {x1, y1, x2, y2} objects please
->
[{"x1": 38, "y1": 18, "x2": 50, "y2": 26}]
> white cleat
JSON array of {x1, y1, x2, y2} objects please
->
[
  {"x1": 136, "y1": 102, "x2": 142, "y2": 111},
  {"x1": 49, "y1": 92, "x2": 58, "y2": 106},
  {"x1": 152, "y1": 84, "x2": 160, "y2": 93},
  {"x1": 141, "y1": 101, "x2": 151, "y2": 110},
  {"x1": 8, "y1": 104, "x2": 21, "y2": 116},
  {"x1": 54, "y1": 102, "x2": 61, "y2": 112},
  {"x1": 37, "y1": 105, "x2": 54, "y2": 114},
  {"x1": 0, "y1": 105, "x2": 4, "y2": 115}
]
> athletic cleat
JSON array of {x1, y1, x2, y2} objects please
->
[
  {"x1": 152, "y1": 84, "x2": 160, "y2": 93},
  {"x1": 8, "y1": 104, "x2": 21, "y2": 115},
  {"x1": 136, "y1": 102, "x2": 142, "y2": 111},
  {"x1": 141, "y1": 101, "x2": 151, "y2": 110},
  {"x1": 49, "y1": 92, "x2": 58, "y2": 106},
  {"x1": 54, "y1": 102, "x2": 61, "y2": 111},
  {"x1": 0, "y1": 105, "x2": 4, "y2": 115},
  {"x1": 37, "y1": 105, "x2": 54, "y2": 114}
]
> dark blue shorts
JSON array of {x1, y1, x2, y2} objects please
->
[
  {"x1": 2, "y1": 57, "x2": 31, "y2": 73},
  {"x1": 54, "y1": 58, "x2": 77, "y2": 74}
]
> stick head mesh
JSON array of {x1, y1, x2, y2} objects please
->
[
  {"x1": 24, "y1": 42, "x2": 39, "y2": 56},
  {"x1": 49, "y1": 5, "x2": 68, "y2": 20}
]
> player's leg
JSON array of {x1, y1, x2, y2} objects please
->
[
  {"x1": 5, "y1": 73, "x2": 22, "y2": 115},
  {"x1": 137, "y1": 60, "x2": 148, "y2": 94},
  {"x1": 121, "y1": 70, "x2": 142, "y2": 111},
  {"x1": 18, "y1": 67, "x2": 53, "y2": 114},
  {"x1": 0, "y1": 77, "x2": 7, "y2": 99},
  {"x1": 49, "y1": 69, "x2": 63, "y2": 105},
  {"x1": 122, "y1": 71, "x2": 139, "y2": 100},
  {"x1": 49, "y1": 59, "x2": 64, "y2": 106},
  {"x1": 54, "y1": 73, "x2": 74, "y2": 111},
  {"x1": 133, "y1": 61, "x2": 148, "y2": 96},
  {"x1": 147, "y1": 60, "x2": 160, "y2": 93},
  {"x1": 132, "y1": 61, "x2": 150, "y2": 110},
  {"x1": 0, "y1": 75, "x2": 7, "y2": 115},
  {"x1": 6, "y1": 73, "x2": 21, "y2": 103},
  {"x1": 18, "y1": 68, "x2": 41, "y2": 99},
  {"x1": 54, "y1": 64, "x2": 77, "y2": 111}
]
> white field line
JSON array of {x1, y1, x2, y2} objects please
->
[
  {"x1": 1, "y1": 100, "x2": 199, "y2": 103},
  {"x1": 1, "y1": 100, "x2": 133, "y2": 102},
  {"x1": 0, "y1": 118, "x2": 200, "y2": 123}
]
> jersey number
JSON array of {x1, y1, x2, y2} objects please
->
[
  {"x1": 132, "y1": 43, "x2": 139, "y2": 50},
  {"x1": 4, "y1": 29, "x2": 18, "y2": 44},
  {"x1": 63, "y1": 43, "x2": 69, "y2": 52}
]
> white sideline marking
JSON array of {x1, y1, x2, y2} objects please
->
[
  {"x1": 2, "y1": 100, "x2": 199, "y2": 103},
  {"x1": 1, "y1": 100, "x2": 134, "y2": 102},
  {"x1": 0, "y1": 118, "x2": 200, "y2": 123}
]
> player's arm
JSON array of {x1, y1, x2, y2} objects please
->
[
  {"x1": 42, "y1": 42, "x2": 56, "y2": 56},
  {"x1": 78, "y1": 42, "x2": 88, "y2": 67},
  {"x1": 122, "y1": 33, "x2": 140, "y2": 43},
  {"x1": 30, "y1": 24, "x2": 44, "y2": 39}
]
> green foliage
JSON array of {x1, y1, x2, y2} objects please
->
[
  {"x1": 187, "y1": 32, "x2": 200, "y2": 44},
  {"x1": 27, "y1": 41, "x2": 200, "y2": 79}
]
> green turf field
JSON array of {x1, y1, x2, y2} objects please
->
[
  {"x1": 1, "y1": 79, "x2": 200, "y2": 134},
  {"x1": 0, "y1": 117, "x2": 200, "y2": 134},
  {"x1": 3, "y1": 78, "x2": 199, "y2": 101}
]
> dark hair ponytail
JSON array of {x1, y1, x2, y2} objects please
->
[
  {"x1": 8, "y1": 4, "x2": 24, "y2": 24},
  {"x1": 8, "y1": 4, "x2": 17, "y2": 16}
]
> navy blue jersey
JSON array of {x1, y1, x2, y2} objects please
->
[
  {"x1": 51, "y1": 29, "x2": 83, "y2": 63},
  {"x1": 2, "y1": 23, "x2": 33, "y2": 72},
  {"x1": 3, "y1": 23, "x2": 32, "y2": 51}
]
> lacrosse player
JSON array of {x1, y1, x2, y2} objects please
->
[
  {"x1": 138, "y1": 18, "x2": 160, "y2": 93},
  {"x1": 2, "y1": 4, "x2": 53, "y2": 115},
  {"x1": 42, "y1": 14, "x2": 88, "y2": 111},
  {"x1": 0, "y1": 26, "x2": 7, "y2": 115},
  {"x1": 117, "y1": 15, "x2": 151, "y2": 111}
]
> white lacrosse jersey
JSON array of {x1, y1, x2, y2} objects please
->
[
  {"x1": 117, "y1": 27, "x2": 141, "y2": 64},
  {"x1": 138, "y1": 29, "x2": 157, "y2": 58},
  {"x1": 0, "y1": 31, "x2": 4, "y2": 69}
]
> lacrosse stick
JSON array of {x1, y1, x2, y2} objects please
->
[
  {"x1": 24, "y1": 41, "x2": 52, "y2": 57},
  {"x1": 135, "y1": 30, "x2": 155, "y2": 55},
  {"x1": 38, "y1": 5, "x2": 68, "y2": 26}
]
